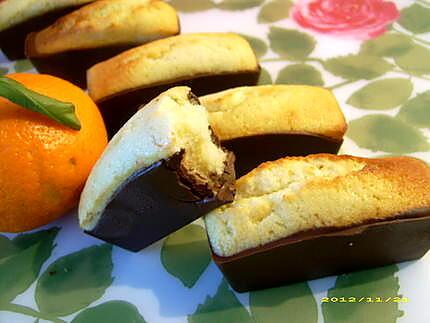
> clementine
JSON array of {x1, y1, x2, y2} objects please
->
[{"x1": 0, "y1": 73, "x2": 108, "y2": 232}]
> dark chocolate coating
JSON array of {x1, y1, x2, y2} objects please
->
[
  {"x1": 87, "y1": 153, "x2": 235, "y2": 252},
  {"x1": 97, "y1": 70, "x2": 261, "y2": 138},
  {"x1": 212, "y1": 209, "x2": 430, "y2": 292},
  {"x1": 29, "y1": 45, "x2": 136, "y2": 88},
  {"x1": 222, "y1": 134, "x2": 343, "y2": 177},
  {"x1": 0, "y1": 5, "x2": 88, "y2": 60}
]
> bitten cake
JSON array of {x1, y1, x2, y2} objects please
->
[
  {"x1": 205, "y1": 154, "x2": 430, "y2": 292},
  {"x1": 0, "y1": 0, "x2": 95, "y2": 60},
  {"x1": 79, "y1": 87, "x2": 235, "y2": 251},
  {"x1": 25, "y1": 0, "x2": 180, "y2": 88},
  {"x1": 87, "y1": 33, "x2": 260, "y2": 137},
  {"x1": 201, "y1": 85, "x2": 347, "y2": 176}
]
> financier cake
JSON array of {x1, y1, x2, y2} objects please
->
[
  {"x1": 79, "y1": 87, "x2": 235, "y2": 251},
  {"x1": 201, "y1": 85, "x2": 347, "y2": 176},
  {"x1": 87, "y1": 33, "x2": 261, "y2": 137},
  {"x1": 25, "y1": 0, "x2": 180, "y2": 88},
  {"x1": 0, "y1": 0, "x2": 95, "y2": 60},
  {"x1": 205, "y1": 154, "x2": 430, "y2": 292}
]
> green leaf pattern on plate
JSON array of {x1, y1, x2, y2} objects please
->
[
  {"x1": 323, "y1": 265, "x2": 403, "y2": 323},
  {"x1": 250, "y1": 282, "x2": 318, "y2": 323},
  {"x1": 276, "y1": 64, "x2": 324, "y2": 86},
  {"x1": 268, "y1": 27, "x2": 316, "y2": 60},
  {"x1": 168, "y1": 0, "x2": 215, "y2": 12},
  {"x1": 397, "y1": 90, "x2": 430, "y2": 128},
  {"x1": 161, "y1": 224, "x2": 211, "y2": 288},
  {"x1": 258, "y1": 0, "x2": 293, "y2": 23},
  {"x1": 347, "y1": 115, "x2": 430, "y2": 154},
  {"x1": 347, "y1": 78, "x2": 413, "y2": 110},
  {"x1": 0, "y1": 228, "x2": 59, "y2": 304},
  {"x1": 13, "y1": 59, "x2": 34, "y2": 73},
  {"x1": 35, "y1": 244, "x2": 113, "y2": 316},
  {"x1": 72, "y1": 301, "x2": 146, "y2": 323},
  {"x1": 188, "y1": 279, "x2": 253, "y2": 323},
  {"x1": 239, "y1": 34, "x2": 268, "y2": 58},
  {"x1": 398, "y1": 3, "x2": 430, "y2": 34},
  {"x1": 324, "y1": 54, "x2": 392, "y2": 80},
  {"x1": 258, "y1": 68, "x2": 273, "y2": 85}
]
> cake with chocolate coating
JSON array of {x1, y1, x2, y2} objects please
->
[
  {"x1": 79, "y1": 86, "x2": 235, "y2": 251},
  {"x1": 0, "y1": 0, "x2": 96, "y2": 60},
  {"x1": 25, "y1": 0, "x2": 180, "y2": 88},
  {"x1": 201, "y1": 85, "x2": 347, "y2": 176},
  {"x1": 87, "y1": 33, "x2": 261, "y2": 137},
  {"x1": 205, "y1": 154, "x2": 430, "y2": 292}
]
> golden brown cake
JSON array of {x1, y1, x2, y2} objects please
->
[
  {"x1": 201, "y1": 85, "x2": 347, "y2": 175},
  {"x1": 206, "y1": 154, "x2": 430, "y2": 257},
  {"x1": 0, "y1": 0, "x2": 95, "y2": 59},
  {"x1": 24, "y1": 0, "x2": 180, "y2": 87},
  {"x1": 79, "y1": 87, "x2": 235, "y2": 251},
  {"x1": 86, "y1": 33, "x2": 261, "y2": 137}
]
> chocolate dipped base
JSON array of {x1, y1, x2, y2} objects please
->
[
  {"x1": 222, "y1": 133, "x2": 343, "y2": 177},
  {"x1": 212, "y1": 209, "x2": 430, "y2": 292},
  {"x1": 87, "y1": 152, "x2": 235, "y2": 252},
  {"x1": 28, "y1": 45, "x2": 136, "y2": 89},
  {"x1": 97, "y1": 70, "x2": 261, "y2": 138},
  {"x1": 0, "y1": 5, "x2": 88, "y2": 60}
]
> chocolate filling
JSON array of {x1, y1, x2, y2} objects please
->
[
  {"x1": 96, "y1": 69, "x2": 261, "y2": 137},
  {"x1": 222, "y1": 133, "x2": 343, "y2": 177},
  {"x1": 87, "y1": 149, "x2": 235, "y2": 252},
  {"x1": 0, "y1": 5, "x2": 89, "y2": 60},
  {"x1": 212, "y1": 208, "x2": 430, "y2": 292}
]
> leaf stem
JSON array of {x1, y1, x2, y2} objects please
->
[
  {"x1": 392, "y1": 68, "x2": 430, "y2": 81},
  {"x1": 327, "y1": 79, "x2": 356, "y2": 90},
  {"x1": 260, "y1": 57, "x2": 284, "y2": 62},
  {"x1": 411, "y1": 35, "x2": 430, "y2": 47},
  {"x1": 260, "y1": 57, "x2": 325, "y2": 65},
  {"x1": 0, "y1": 303, "x2": 65, "y2": 323}
]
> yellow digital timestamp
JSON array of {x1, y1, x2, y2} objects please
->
[{"x1": 321, "y1": 297, "x2": 409, "y2": 303}]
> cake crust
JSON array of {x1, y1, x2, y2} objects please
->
[
  {"x1": 205, "y1": 154, "x2": 430, "y2": 257},
  {"x1": 201, "y1": 85, "x2": 347, "y2": 141},
  {"x1": 25, "y1": 0, "x2": 179, "y2": 57},
  {"x1": 87, "y1": 33, "x2": 260, "y2": 102}
]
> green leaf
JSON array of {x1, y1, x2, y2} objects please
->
[
  {"x1": 323, "y1": 265, "x2": 403, "y2": 323},
  {"x1": 239, "y1": 34, "x2": 268, "y2": 58},
  {"x1": 258, "y1": 68, "x2": 273, "y2": 85},
  {"x1": 168, "y1": 0, "x2": 215, "y2": 12},
  {"x1": 217, "y1": 0, "x2": 264, "y2": 10},
  {"x1": 397, "y1": 90, "x2": 430, "y2": 128},
  {"x1": 360, "y1": 34, "x2": 413, "y2": 57},
  {"x1": 258, "y1": 0, "x2": 292, "y2": 23},
  {"x1": 72, "y1": 301, "x2": 146, "y2": 323},
  {"x1": 347, "y1": 114, "x2": 430, "y2": 154},
  {"x1": 324, "y1": 54, "x2": 392, "y2": 80},
  {"x1": 0, "y1": 228, "x2": 59, "y2": 304},
  {"x1": 0, "y1": 67, "x2": 7, "y2": 75},
  {"x1": 14, "y1": 59, "x2": 34, "y2": 72},
  {"x1": 250, "y1": 282, "x2": 318, "y2": 323},
  {"x1": 268, "y1": 27, "x2": 316, "y2": 60},
  {"x1": 394, "y1": 45, "x2": 430, "y2": 76},
  {"x1": 0, "y1": 76, "x2": 81, "y2": 130},
  {"x1": 188, "y1": 279, "x2": 253, "y2": 323},
  {"x1": 36, "y1": 244, "x2": 113, "y2": 316},
  {"x1": 398, "y1": 4, "x2": 430, "y2": 34},
  {"x1": 347, "y1": 78, "x2": 413, "y2": 110},
  {"x1": 161, "y1": 224, "x2": 211, "y2": 288},
  {"x1": 0, "y1": 235, "x2": 18, "y2": 260},
  {"x1": 276, "y1": 64, "x2": 324, "y2": 86}
]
